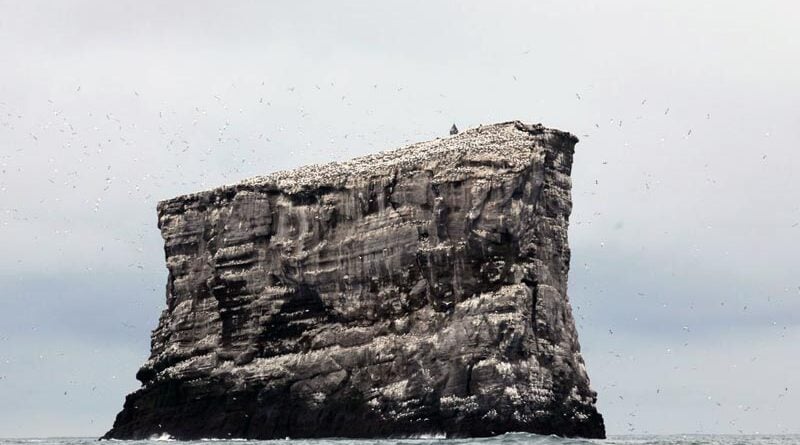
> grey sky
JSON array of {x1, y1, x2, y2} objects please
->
[{"x1": 1, "y1": 0, "x2": 798, "y2": 437}]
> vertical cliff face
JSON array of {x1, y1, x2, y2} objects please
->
[{"x1": 104, "y1": 121, "x2": 604, "y2": 439}]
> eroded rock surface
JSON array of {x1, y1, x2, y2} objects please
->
[{"x1": 104, "y1": 121, "x2": 605, "y2": 439}]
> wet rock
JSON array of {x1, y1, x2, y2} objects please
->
[{"x1": 104, "y1": 121, "x2": 605, "y2": 439}]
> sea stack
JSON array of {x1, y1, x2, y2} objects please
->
[{"x1": 104, "y1": 121, "x2": 605, "y2": 439}]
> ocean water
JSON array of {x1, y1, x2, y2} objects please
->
[{"x1": 1, "y1": 434, "x2": 797, "y2": 445}]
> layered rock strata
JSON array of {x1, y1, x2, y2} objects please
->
[{"x1": 104, "y1": 121, "x2": 605, "y2": 439}]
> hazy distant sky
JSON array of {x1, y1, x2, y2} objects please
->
[{"x1": 1, "y1": 0, "x2": 798, "y2": 437}]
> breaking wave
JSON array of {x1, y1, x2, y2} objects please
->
[{"x1": 3, "y1": 433, "x2": 799, "y2": 445}]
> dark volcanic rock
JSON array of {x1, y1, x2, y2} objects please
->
[{"x1": 104, "y1": 121, "x2": 605, "y2": 439}]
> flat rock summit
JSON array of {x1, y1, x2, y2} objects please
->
[{"x1": 104, "y1": 121, "x2": 605, "y2": 439}]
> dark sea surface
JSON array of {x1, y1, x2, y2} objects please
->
[{"x1": 2, "y1": 434, "x2": 797, "y2": 445}]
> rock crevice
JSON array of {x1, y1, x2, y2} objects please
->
[{"x1": 104, "y1": 121, "x2": 605, "y2": 439}]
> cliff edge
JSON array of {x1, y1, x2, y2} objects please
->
[{"x1": 104, "y1": 121, "x2": 605, "y2": 439}]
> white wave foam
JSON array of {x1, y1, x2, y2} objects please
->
[{"x1": 403, "y1": 433, "x2": 447, "y2": 439}]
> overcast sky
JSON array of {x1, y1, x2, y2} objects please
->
[{"x1": 1, "y1": 0, "x2": 799, "y2": 438}]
